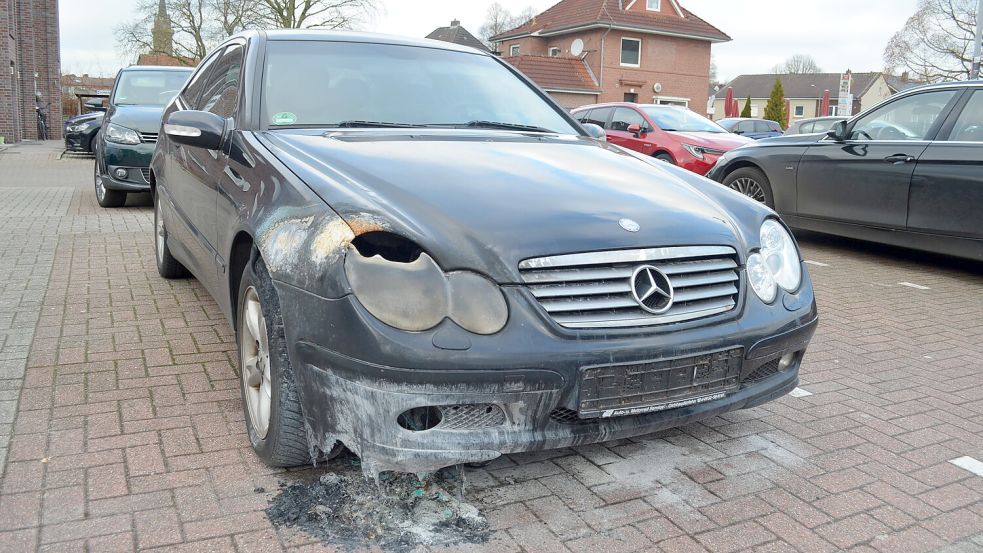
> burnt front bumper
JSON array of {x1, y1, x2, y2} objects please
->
[{"x1": 276, "y1": 265, "x2": 817, "y2": 475}]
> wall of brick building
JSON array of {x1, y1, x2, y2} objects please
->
[
  {"x1": 0, "y1": 0, "x2": 62, "y2": 143},
  {"x1": 503, "y1": 29, "x2": 712, "y2": 113}
]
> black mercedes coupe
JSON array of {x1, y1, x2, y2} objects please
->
[
  {"x1": 707, "y1": 82, "x2": 983, "y2": 261},
  {"x1": 150, "y1": 30, "x2": 817, "y2": 476}
]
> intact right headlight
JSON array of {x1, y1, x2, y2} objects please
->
[
  {"x1": 747, "y1": 219, "x2": 802, "y2": 303},
  {"x1": 105, "y1": 123, "x2": 141, "y2": 145},
  {"x1": 344, "y1": 246, "x2": 508, "y2": 334}
]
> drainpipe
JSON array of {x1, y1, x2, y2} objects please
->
[{"x1": 599, "y1": 24, "x2": 613, "y2": 98}]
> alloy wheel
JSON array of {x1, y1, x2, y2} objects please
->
[
  {"x1": 240, "y1": 287, "x2": 272, "y2": 439},
  {"x1": 154, "y1": 196, "x2": 165, "y2": 265},
  {"x1": 94, "y1": 163, "x2": 106, "y2": 201},
  {"x1": 729, "y1": 177, "x2": 767, "y2": 203}
]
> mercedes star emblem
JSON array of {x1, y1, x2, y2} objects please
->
[
  {"x1": 619, "y1": 218, "x2": 640, "y2": 232},
  {"x1": 630, "y1": 265, "x2": 674, "y2": 314}
]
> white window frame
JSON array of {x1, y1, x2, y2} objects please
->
[
  {"x1": 793, "y1": 105, "x2": 805, "y2": 118},
  {"x1": 653, "y1": 95, "x2": 689, "y2": 107},
  {"x1": 620, "y1": 37, "x2": 641, "y2": 67},
  {"x1": 647, "y1": 0, "x2": 661, "y2": 10},
  {"x1": 548, "y1": 47, "x2": 560, "y2": 57},
  {"x1": 510, "y1": 44, "x2": 520, "y2": 56}
]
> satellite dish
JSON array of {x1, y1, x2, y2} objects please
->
[
  {"x1": 570, "y1": 38, "x2": 584, "y2": 56},
  {"x1": 653, "y1": 83, "x2": 663, "y2": 93}
]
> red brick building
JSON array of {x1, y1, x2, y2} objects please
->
[
  {"x1": 491, "y1": 0, "x2": 728, "y2": 110},
  {"x1": 0, "y1": 0, "x2": 62, "y2": 142}
]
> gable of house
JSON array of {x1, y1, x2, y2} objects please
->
[{"x1": 426, "y1": 20, "x2": 489, "y2": 52}]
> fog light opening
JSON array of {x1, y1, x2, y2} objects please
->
[
  {"x1": 114, "y1": 168, "x2": 128, "y2": 179},
  {"x1": 396, "y1": 406, "x2": 442, "y2": 432},
  {"x1": 778, "y1": 352, "x2": 798, "y2": 372}
]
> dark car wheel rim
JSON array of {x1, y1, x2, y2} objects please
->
[
  {"x1": 729, "y1": 177, "x2": 766, "y2": 203},
  {"x1": 94, "y1": 163, "x2": 106, "y2": 201},
  {"x1": 240, "y1": 287, "x2": 272, "y2": 439}
]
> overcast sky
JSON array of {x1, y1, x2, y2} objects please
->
[{"x1": 60, "y1": 0, "x2": 919, "y2": 80}]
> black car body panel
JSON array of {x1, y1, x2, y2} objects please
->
[
  {"x1": 152, "y1": 30, "x2": 818, "y2": 476},
  {"x1": 64, "y1": 112, "x2": 103, "y2": 153},
  {"x1": 708, "y1": 82, "x2": 983, "y2": 261}
]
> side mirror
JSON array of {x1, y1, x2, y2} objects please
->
[
  {"x1": 582, "y1": 123, "x2": 607, "y2": 141},
  {"x1": 733, "y1": 130, "x2": 744, "y2": 135},
  {"x1": 83, "y1": 99, "x2": 106, "y2": 112},
  {"x1": 827, "y1": 120, "x2": 848, "y2": 142},
  {"x1": 164, "y1": 110, "x2": 226, "y2": 150},
  {"x1": 627, "y1": 123, "x2": 643, "y2": 137}
]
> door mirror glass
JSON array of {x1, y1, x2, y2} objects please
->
[
  {"x1": 164, "y1": 110, "x2": 226, "y2": 150},
  {"x1": 582, "y1": 123, "x2": 607, "y2": 141},
  {"x1": 827, "y1": 120, "x2": 848, "y2": 141}
]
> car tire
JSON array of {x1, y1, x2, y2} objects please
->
[
  {"x1": 237, "y1": 253, "x2": 339, "y2": 467},
  {"x1": 94, "y1": 160, "x2": 126, "y2": 208},
  {"x1": 724, "y1": 166, "x2": 775, "y2": 208},
  {"x1": 154, "y1": 192, "x2": 190, "y2": 279},
  {"x1": 654, "y1": 152, "x2": 675, "y2": 165}
]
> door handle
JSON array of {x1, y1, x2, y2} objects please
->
[{"x1": 884, "y1": 154, "x2": 915, "y2": 164}]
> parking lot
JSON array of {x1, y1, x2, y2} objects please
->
[{"x1": 0, "y1": 141, "x2": 981, "y2": 552}]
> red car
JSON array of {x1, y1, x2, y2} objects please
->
[{"x1": 572, "y1": 103, "x2": 753, "y2": 175}]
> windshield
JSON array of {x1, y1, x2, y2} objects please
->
[
  {"x1": 643, "y1": 107, "x2": 726, "y2": 133},
  {"x1": 113, "y1": 70, "x2": 192, "y2": 106},
  {"x1": 262, "y1": 41, "x2": 579, "y2": 134}
]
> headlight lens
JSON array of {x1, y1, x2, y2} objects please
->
[
  {"x1": 105, "y1": 123, "x2": 141, "y2": 145},
  {"x1": 681, "y1": 143, "x2": 706, "y2": 160},
  {"x1": 344, "y1": 246, "x2": 508, "y2": 334},
  {"x1": 748, "y1": 219, "x2": 802, "y2": 303}
]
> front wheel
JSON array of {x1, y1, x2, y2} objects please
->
[
  {"x1": 154, "y1": 192, "x2": 189, "y2": 279},
  {"x1": 237, "y1": 254, "x2": 333, "y2": 467},
  {"x1": 654, "y1": 152, "x2": 676, "y2": 164},
  {"x1": 724, "y1": 166, "x2": 775, "y2": 208},
  {"x1": 94, "y1": 161, "x2": 126, "y2": 208}
]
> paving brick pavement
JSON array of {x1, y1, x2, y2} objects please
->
[{"x1": 0, "y1": 143, "x2": 981, "y2": 552}]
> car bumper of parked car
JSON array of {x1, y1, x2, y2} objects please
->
[
  {"x1": 276, "y1": 266, "x2": 818, "y2": 475},
  {"x1": 99, "y1": 141, "x2": 154, "y2": 191},
  {"x1": 64, "y1": 131, "x2": 94, "y2": 153},
  {"x1": 677, "y1": 155, "x2": 719, "y2": 176}
]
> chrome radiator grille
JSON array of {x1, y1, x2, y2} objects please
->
[
  {"x1": 519, "y1": 246, "x2": 741, "y2": 329},
  {"x1": 140, "y1": 132, "x2": 158, "y2": 143}
]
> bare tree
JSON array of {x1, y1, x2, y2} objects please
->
[
  {"x1": 211, "y1": 0, "x2": 264, "y2": 38},
  {"x1": 116, "y1": 0, "x2": 238, "y2": 64},
  {"x1": 479, "y1": 2, "x2": 536, "y2": 49},
  {"x1": 257, "y1": 0, "x2": 375, "y2": 29},
  {"x1": 771, "y1": 54, "x2": 822, "y2": 74},
  {"x1": 884, "y1": 0, "x2": 976, "y2": 82}
]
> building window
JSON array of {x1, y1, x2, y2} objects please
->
[
  {"x1": 647, "y1": 0, "x2": 661, "y2": 10},
  {"x1": 548, "y1": 47, "x2": 560, "y2": 57},
  {"x1": 624, "y1": 92, "x2": 638, "y2": 103},
  {"x1": 620, "y1": 38, "x2": 641, "y2": 67},
  {"x1": 654, "y1": 96, "x2": 688, "y2": 107},
  {"x1": 829, "y1": 105, "x2": 837, "y2": 116},
  {"x1": 510, "y1": 44, "x2": 520, "y2": 56},
  {"x1": 793, "y1": 105, "x2": 805, "y2": 117}
]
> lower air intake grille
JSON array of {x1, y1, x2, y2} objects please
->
[
  {"x1": 742, "y1": 359, "x2": 781, "y2": 383},
  {"x1": 438, "y1": 404, "x2": 506, "y2": 430},
  {"x1": 519, "y1": 246, "x2": 741, "y2": 329}
]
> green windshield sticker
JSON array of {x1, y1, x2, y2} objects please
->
[{"x1": 272, "y1": 112, "x2": 297, "y2": 125}]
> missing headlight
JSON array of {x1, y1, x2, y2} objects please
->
[{"x1": 351, "y1": 231, "x2": 422, "y2": 263}]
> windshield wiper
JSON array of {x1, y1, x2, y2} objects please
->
[
  {"x1": 463, "y1": 120, "x2": 554, "y2": 133},
  {"x1": 335, "y1": 120, "x2": 426, "y2": 128}
]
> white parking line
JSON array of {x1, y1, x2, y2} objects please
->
[
  {"x1": 898, "y1": 282, "x2": 930, "y2": 290},
  {"x1": 789, "y1": 387, "x2": 813, "y2": 398},
  {"x1": 949, "y1": 456, "x2": 983, "y2": 477},
  {"x1": 804, "y1": 260, "x2": 829, "y2": 267}
]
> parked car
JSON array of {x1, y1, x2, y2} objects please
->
[
  {"x1": 784, "y1": 116, "x2": 846, "y2": 136},
  {"x1": 707, "y1": 81, "x2": 983, "y2": 261},
  {"x1": 717, "y1": 118, "x2": 784, "y2": 139},
  {"x1": 93, "y1": 65, "x2": 193, "y2": 207},
  {"x1": 571, "y1": 103, "x2": 752, "y2": 174},
  {"x1": 152, "y1": 30, "x2": 818, "y2": 476},
  {"x1": 64, "y1": 111, "x2": 104, "y2": 153}
]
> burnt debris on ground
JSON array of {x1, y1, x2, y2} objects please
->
[{"x1": 265, "y1": 451, "x2": 489, "y2": 552}]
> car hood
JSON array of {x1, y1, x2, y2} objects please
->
[
  {"x1": 259, "y1": 130, "x2": 748, "y2": 283},
  {"x1": 108, "y1": 105, "x2": 164, "y2": 133},
  {"x1": 66, "y1": 112, "x2": 104, "y2": 125},
  {"x1": 664, "y1": 130, "x2": 753, "y2": 150}
]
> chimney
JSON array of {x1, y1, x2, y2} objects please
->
[{"x1": 451, "y1": 19, "x2": 460, "y2": 26}]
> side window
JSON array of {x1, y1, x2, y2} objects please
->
[
  {"x1": 609, "y1": 108, "x2": 646, "y2": 131},
  {"x1": 736, "y1": 121, "x2": 752, "y2": 134},
  {"x1": 574, "y1": 110, "x2": 591, "y2": 124},
  {"x1": 181, "y1": 54, "x2": 219, "y2": 107},
  {"x1": 753, "y1": 121, "x2": 772, "y2": 133},
  {"x1": 197, "y1": 43, "x2": 244, "y2": 118},
  {"x1": 946, "y1": 90, "x2": 983, "y2": 142},
  {"x1": 849, "y1": 90, "x2": 957, "y2": 141},
  {"x1": 589, "y1": 107, "x2": 612, "y2": 128}
]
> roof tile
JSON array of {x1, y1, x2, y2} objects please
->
[{"x1": 505, "y1": 55, "x2": 600, "y2": 92}]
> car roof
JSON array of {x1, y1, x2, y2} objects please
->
[
  {"x1": 571, "y1": 102, "x2": 679, "y2": 112},
  {"x1": 122, "y1": 65, "x2": 194, "y2": 72},
  {"x1": 259, "y1": 29, "x2": 488, "y2": 56}
]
